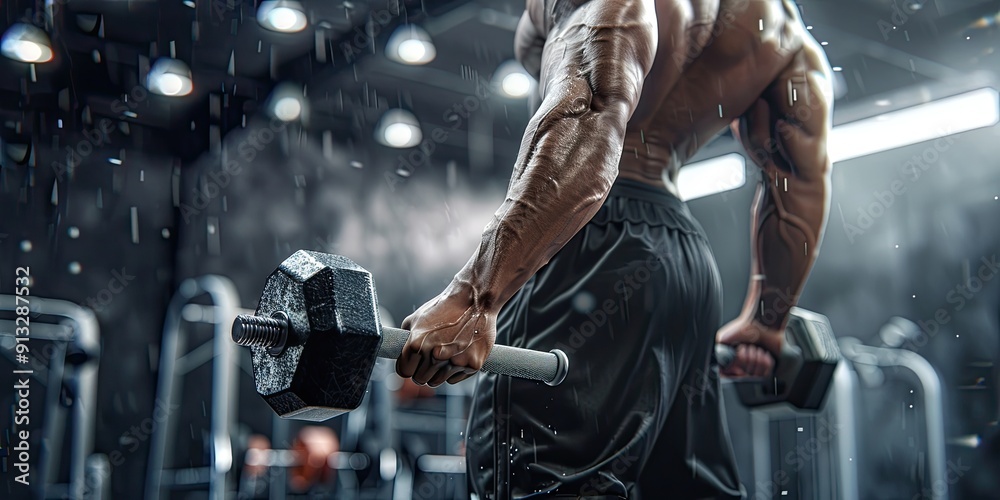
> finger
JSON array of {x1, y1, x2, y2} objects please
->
[
  {"x1": 761, "y1": 349, "x2": 776, "y2": 375},
  {"x1": 751, "y1": 347, "x2": 767, "y2": 377},
  {"x1": 395, "y1": 337, "x2": 422, "y2": 379},
  {"x1": 427, "y1": 365, "x2": 465, "y2": 388},
  {"x1": 734, "y1": 345, "x2": 749, "y2": 376},
  {"x1": 400, "y1": 314, "x2": 415, "y2": 331},
  {"x1": 447, "y1": 368, "x2": 477, "y2": 385},
  {"x1": 747, "y1": 345, "x2": 761, "y2": 377},
  {"x1": 412, "y1": 349, "x2": 446, "y2": 385}
]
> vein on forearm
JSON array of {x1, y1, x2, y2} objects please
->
[{"x1": 457, "y1": 89, "x2": 625, "y2": 310}]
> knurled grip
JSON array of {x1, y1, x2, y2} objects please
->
[{"x1": 378, "y1": 326, "x2": 569, "y2": 386}]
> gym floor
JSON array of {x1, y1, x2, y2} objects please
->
[{"x1": 1, "y1": 0, "x2": 999, "y2": 499}]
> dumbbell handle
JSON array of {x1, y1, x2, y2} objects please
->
[
  {"x1": 378, "y1": 326, "x2": 569, "y2": 386},
  {"x1": 715, "y1": 344, "x2": 736, "y2": 369},
  {"x1": 233, "y1": 314, "x2": 569, "y2": 386}
]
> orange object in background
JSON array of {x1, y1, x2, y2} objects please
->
[
  {"x1": 289, "y1": 426, "x2": 339, "y2": 492},
  {"x1": 394, "y1": 377, "x2": 437, "y2": 401},
  {"x1": 243, "y1": 435, "x2": 272, "y2": 479}
]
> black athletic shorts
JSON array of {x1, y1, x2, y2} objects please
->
[{"x1": 465, "y1": 178, "x2": 746, "y2": 500}]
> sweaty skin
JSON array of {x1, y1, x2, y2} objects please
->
[{"x1": 396, "y1": 0, "x2": 832, "y2": 385}]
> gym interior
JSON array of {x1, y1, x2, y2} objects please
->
[{"x1": 1, "y1": 0, "x2": 999, "y2": 498}]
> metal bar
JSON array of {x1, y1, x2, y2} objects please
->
[
  {"x1": 840, "y1": 340, "x2": 948, "y2": 500},
  {"x1": 0, "y1": 295, "x2": 100, "y2": 500},
  {"x1": 144, "y1": 276, "x2": 242, "y2": 500}
]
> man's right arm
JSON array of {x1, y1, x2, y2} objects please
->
[{"x1": 727, "y1": 43, "x2": 833, "y2": 358}]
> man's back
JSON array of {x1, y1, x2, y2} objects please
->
[
  {"x1": 400, "y1": 1, "x2": 832, "y2": 497},
  {"x1": 516, "y1": 0, "x2": 833, "y2": 196}
]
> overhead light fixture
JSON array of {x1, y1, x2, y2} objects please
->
[
  {"x1": 828, "y1": 87, "x2": 999, "y2": 163},
  {"x1": 386, "y1": 25, "x2": 435, "y2": 65},
  {"x1": 257, "y1": 0, "x2": 308, "y2": 33},
  {"x1": 147, "y1": 58, "x2": 193, "y2": 96},
  {"x1": 492, "y1": 60, "x2": 535, "y2": 99},
  {"x1": 266, "y1": 83, "x2": 308, "y2": 123},
  {"x1": 375, "y1": 109, "x2": 422, "y2": 148},
  {"x1": 1, "y1": 23, "x2": 54, "y2": 63},
  {"x1": 678, "y1": 153, "x2": 746, "y2": 201}
]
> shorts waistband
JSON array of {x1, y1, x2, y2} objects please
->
[{"x1": 606, "y1": 177, "x2": 686, "y2": 211}]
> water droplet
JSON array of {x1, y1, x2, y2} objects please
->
[
  {"x1": 350, "y1": 160, "x2": 363, "y2": 168},
  {"x1": 20, "y1": 240, "x2": 32, "y2": 252},
  {"x1": 68, "y1": 262, "x2": 82, "y2": 274},
  {"x1": 68, "y1": 226, "x2": 80, "y2": 238},
  {"x1": 572, "y1": 292, "x2": 595, "y2": 313},
  {"x1": 161, "y1": 228, "x2": 171, "y2": 239}
]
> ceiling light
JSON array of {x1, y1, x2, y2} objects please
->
[
  {"x1": 273, "y1": 97, "x2": 302, "y2": 121},
  {"x1": 492, "y1": 60, "x2": 535, "y2": 99},
  {"x1": 677, "y1": 153, "x2": 746, "y2": 201},
  {"x1": 267, "y1": 83, "x2": 308, "y2": 123},
  {"x1": 1, "y1": 23, "x2": 54, "y2": 63},
  {"x1": 257, "y1": 0, "x2": 308, "y2": 33},
  {"x1": 828, "y1": 88, "x2": 999, "y2": 163},
  {"x1": 386, "y1": 25, "x2": 436, "y2": 65},
  {"x1": 375, "y1": 109, "x2": 422, "y2": 148},
  {"x1": 147, "y1": 58, "x2": 193, "y2": 96}
]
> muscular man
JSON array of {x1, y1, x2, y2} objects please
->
[{"x1": 396, "y1": 0, "x2": 833, "y2": 498}]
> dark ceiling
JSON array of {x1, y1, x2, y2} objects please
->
[{"x1": 1, "y1": 0, "x2": 999, "y2": 167}]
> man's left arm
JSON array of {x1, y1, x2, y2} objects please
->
[{"x1": 396, "y1": 0, "x2": 657, "y2": 386}]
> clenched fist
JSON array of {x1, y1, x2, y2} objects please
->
[{"x1": 395, "y1": 286, "x2": 497, "y2": 387}]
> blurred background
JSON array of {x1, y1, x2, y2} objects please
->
[{"x1": 0, "y1": 0, "x2": 999, "y2": 498}]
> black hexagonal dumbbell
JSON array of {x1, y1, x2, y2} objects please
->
[
  {"x1": 232, "y1": 250, "x2": 570, "y2": 421},
  {"x1": 715, "y1": 308, "x2": 842, "y2": 410}
]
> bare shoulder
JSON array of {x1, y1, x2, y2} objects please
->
[{"x1": 765, "y1": 35, "x2": 834, "y2": 124}]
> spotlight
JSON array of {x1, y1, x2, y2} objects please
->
[
  {"x1": 267, "y1": 83, "x2": 308, "y2": 123},
  {"x1": 492, "y1": 60, "x2": 535, "y2": 98},
  {"x1": 147, "y1": 58, "x2": 193, "y2": 96},
  {"x1": 375, "y1": 109, "x2": 422, "y2": 148},
  {"x1": 257, "y1": 0, "x2": 308, "y2": 33},
  {"x1": 1, "y1": 23, "x2": 54, "y2": 63},
  {"x1": 386, "y1": 25, "x2": 436, "y2": 65}
]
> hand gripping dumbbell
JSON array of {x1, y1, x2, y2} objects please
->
[
  {"x1": 232, "y1": 250, "x2": 570, "y2": 421},
  {"x1": 715, "y1": 307, "x2": 842, "y2": 410}
]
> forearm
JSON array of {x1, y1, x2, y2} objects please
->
[
  {"x1": 743, "y1": 163, "x2": 830, "y2": 330},
  {"x1": 449, "y1": 105, "x2": 627, "y2": 312}
]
